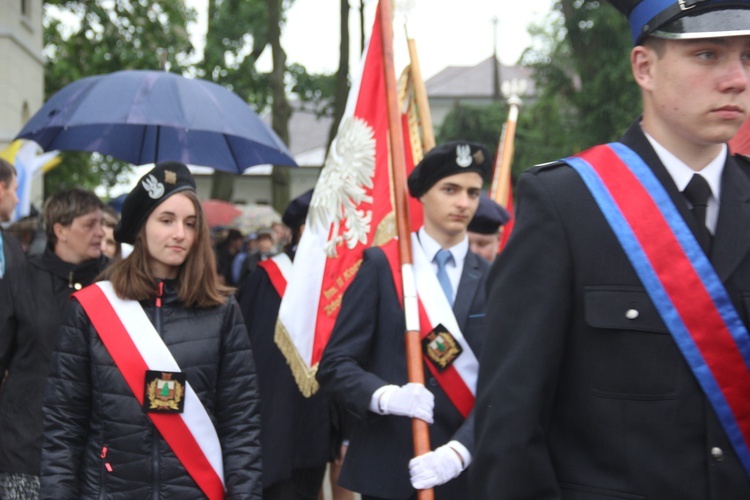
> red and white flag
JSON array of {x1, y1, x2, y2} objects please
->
[{"x1": 275, "y1": 7, "x2": 399, "y2": 395}]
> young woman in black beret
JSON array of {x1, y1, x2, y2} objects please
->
[{"x1": 39, "y1": 162, "x2": 262, "y2": 500}]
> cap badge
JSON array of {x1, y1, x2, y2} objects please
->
[
  {"x1": 164, "y1": 170, "x2": 177, "y2": 184},
  {"x1": 473, "y1": 150, "x2": 485, "y2": 165},
  {"x1": 456, "y1": 144, "x2": 473, "y2": 168},
  {"x1": 142, "y1": 174, "x2": 165, "y2": 199}
]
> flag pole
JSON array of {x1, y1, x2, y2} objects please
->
[
  {"x1": 490, "y1": 80, "x2": 525, "y2": 206},
  {"x1": 405, "y1": 32, "x2": 435, "y2": 152},
  {"x1": 379, "y1": 1, "x2": 434, "y2": 498}
]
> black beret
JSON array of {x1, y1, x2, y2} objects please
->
[
  {"x1": 408, "y1": 141, "x2": 492, "y2": 198},
  {"x1": 468, "y1": 195, "x2": 511, "y2": 234},
  {"x1": 282, "y1": 189, "x2": 313, "y2": 229},
  {"x1": 114, "y1": 161, "x2": 196, "y2": 244},
  {"x1": 609, "y1": 0, "x2": 750, "y2": 45}
]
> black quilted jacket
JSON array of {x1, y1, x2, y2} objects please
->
[{"x1": 39, "y1": 281, "x2": 262, "y2": 499}]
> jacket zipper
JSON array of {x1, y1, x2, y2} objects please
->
[
  {"x1": 99, "y1": 445, "x2": 112, "y2": 499},
  {"x1": 151, "y1": 281, "x2": 164, "y2": 500}
]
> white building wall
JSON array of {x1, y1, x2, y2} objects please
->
[{"x1": 0, "y1": 0, "x2": 44, "y2": 148}]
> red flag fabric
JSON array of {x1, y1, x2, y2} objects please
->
[
  {"x1": 275, "y1": 8, "x2": 401, "y2": 395},
  {"x1": 498, "y1": 182, "x2": 514, "y2": 252},
  {"x1": 729, "y1": 117, "x2": 750, "y2": 156}
]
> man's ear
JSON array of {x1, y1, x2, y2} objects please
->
[{"x1": 631, "y1": 44, "x2": 655, "y2": 91}]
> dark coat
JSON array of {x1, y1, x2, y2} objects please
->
[
  {"x1": 1, "y1": 229, "x2": 25, "y2": 275},
  {"x1": 472, "y1": 123, "x2": 750, "y2": 499},
  {"x1": 317, "y1": 240, "x2": 489, "y2": 499},
  {"x1": 0, "y1": 247, "x2": 108, "y2": 476},
  {"x1": 236, "y1": 265, "x2": 332, "y2": 489},
  {"x1": 39, "y1": 281, "x2": 262, "y2": 499}
]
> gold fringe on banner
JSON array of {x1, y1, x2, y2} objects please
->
[{"x1": 274, "y1": 320, "x2": 320, "y2": 397}]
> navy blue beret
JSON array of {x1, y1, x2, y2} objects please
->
[
  {"x1": 408, "y1": 141, "x2": 492, "y2": 198},
  {"x1": 114, "y1": 161, "x2": 196, "y2": 244},
  {"x1": 468, "y1": 195, "x2": 511, "y2": 234},
  {"x1": 282, "y1": 189, "x2": 313, "y2": 229}
]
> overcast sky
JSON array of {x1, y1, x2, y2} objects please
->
[{"x1": 186, "y1": 0, "x2": 554, "y2": 79}]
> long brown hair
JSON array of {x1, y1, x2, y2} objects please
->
[{"x1": 102, "y1": 191, "x2": 232, "y2": 308}]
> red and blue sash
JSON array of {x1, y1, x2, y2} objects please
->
[{"x1": 566, "y1": 142, "x2": 750, "y2": 477}]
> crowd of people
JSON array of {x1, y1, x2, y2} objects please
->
[{"x1": 2, "y1": 0, "x2": 750, "y2": 498}]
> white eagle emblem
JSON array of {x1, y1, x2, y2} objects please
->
[
  {"x1": 142, "y1": 174, "x2": 165, "y2": 199},
  {"x1": 456, "y1": 144, "x2": 473, "y2": 167},
  {"x1": 309, "y1": 116, "x2": 377, "y2": 258}
]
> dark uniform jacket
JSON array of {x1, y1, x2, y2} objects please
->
[
  {"x1": 236, "y1": 264, "x2": 332, "y2": 489},
  {"x1": 317, "y1": 240, "x2": 489, "y2": 499},
  {"x1": 472, "y1": 123, "x2": 750, "y2": 499},
  {"x1": 0, "y1": 248, "x2": 107, "y2": 476},
  {"x1": 40, "y1": 281, "x2": 262, "y2": 499}
]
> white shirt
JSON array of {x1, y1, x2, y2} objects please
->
[
  {"x1": 644, "y1": 132, "x2": 724, "y2": 234},
  {"x1": 418, "y1": 226, "x2": 468, "y2": 304}
]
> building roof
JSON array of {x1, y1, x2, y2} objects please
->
[{"x1": 426, "y1": 56, "x2": 535, "y2": 99}]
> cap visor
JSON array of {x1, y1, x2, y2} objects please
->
[{"x1": 652, "y1": 8, "x2": 750, "y2": 39}]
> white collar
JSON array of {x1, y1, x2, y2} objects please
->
[
  {"x1": 418, "y1": 226, "x2": 468, "y2": 265},
  {"x1": 644, "y1": 132, "x2": 724, "y2": 202}
]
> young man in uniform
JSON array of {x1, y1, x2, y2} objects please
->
[
  {"x1": 467, "y1": 195, "x2": 511, "y2": 263},
  {"x1": 472, "y1": 1, "x2": 750, "y2": 498},
  {"x1": 317, "y1": 141, "x2": 492, "y2": 499}
]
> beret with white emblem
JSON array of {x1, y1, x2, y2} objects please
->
[
  {"x1": 114, "y1": 161, "x2": 197, "y2": 244},
  {"x1": 407, "y1": 141, "x2": 492, "y2": 198}
]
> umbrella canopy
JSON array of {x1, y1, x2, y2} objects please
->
[
  {"x1": 15, "y1": 70, "x2": 297, "y2": 173},
  {"x1": 201, "y1": 199, "x2": 281, "y2": 235},
  {"x1": 230, "y1": 204, "x2": 282, "y2": 235},
  {"x1": 201, "y1": 199, "x2": 243, "y2": 228}
]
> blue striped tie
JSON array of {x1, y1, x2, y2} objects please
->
[{"x1": 435, "y1": 249, "x2": 454, "y2": 306}]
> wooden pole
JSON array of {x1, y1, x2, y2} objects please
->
[
  {"x1": 491, "y1": 94, "x2": 521, "y2": 207},
  {"x1": 379, "y1": 1, "x2": 434, "y2": 498},
  {"x1": 406, "y1": 36, "x2": 435, "y2": 152}
]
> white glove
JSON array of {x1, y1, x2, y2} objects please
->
[
  {"x1": 379, "y1": 383, "x2": 434, "y2": 423},
  {"x1": 409, "y1": 443, "x2": 465, "y2": 490}
]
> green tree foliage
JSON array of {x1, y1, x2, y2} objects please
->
[
  {"x1": 42, "y1": 0, "x2": 195, "y2": 196},
  {"x1": 439, "y1": 0, "x2": 639, "y2": 185},
  {"x1": 517, "y1": 0, "x2": 640, "y2": 168},
  {"x1": 198, "y1": 0, "x2": 271, "y2": 111}
]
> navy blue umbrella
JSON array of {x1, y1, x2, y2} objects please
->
[{"x1": 15, "y1": 70, "x2": 297, "y2": 174}]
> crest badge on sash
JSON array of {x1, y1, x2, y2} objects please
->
[
  {"x1": 144, "y1": 370, "x2": 186, "y2": 413},
  {"x1": 422, "y1": 323, "x2": 463, "y2": 372}
]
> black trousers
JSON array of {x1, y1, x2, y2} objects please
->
[{"x1": 262, "y1": 465, "x2": 326, "y2": 500}]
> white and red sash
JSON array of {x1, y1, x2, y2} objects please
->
[
  {"x1": 74, "y1": 281, "x2": 226, "y2": 500},
  {"x1": 257, "y1": 253, "x2": 293, "y2": 298},
  {"x1": 382, "y1": 235, "x2": 478, "y2": 418}
]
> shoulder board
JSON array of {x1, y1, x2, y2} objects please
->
[{"x1": 527, "y1": 160, "x2": 569, "y2": 175}]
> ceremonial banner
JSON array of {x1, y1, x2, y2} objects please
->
[
  {"x1": 567, "y1": 142, "x2": 750, "y2": 477},
  {"x1": 1, "y1": 140, "x2": 60, "y2": 222},
  {"x1": 276, "y1": 8, "x2": 399, "y2": 396}
]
